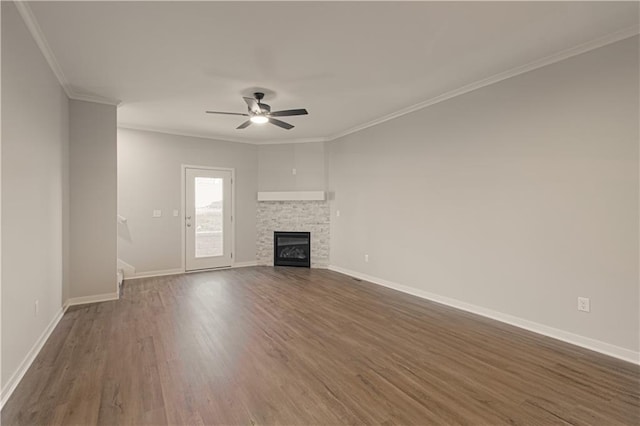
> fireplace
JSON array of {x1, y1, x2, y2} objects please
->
[{"x1": 274, "y1": 231, "x2": 311, "y2": 268}]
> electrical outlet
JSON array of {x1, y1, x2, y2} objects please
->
[
  {"x1": 578, "y1": 297, "x2": 590, "y2": 312},
  {"x1": 364, "y1": 254, "x2": 369, "y2": 263},
  {"x1": 173, "y1": 209, "x2": 179, "y2": 217},
  {"x1": 35, "y1": 300, "x2": 39, "y2": 317},
  {"x1": 292, "y1": 168, "x2": 297, "y2": 175},
  {"x1": 336, "y1": 210, "x2": 341, "y2": 217}
]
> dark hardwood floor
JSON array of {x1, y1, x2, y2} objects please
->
[{"x1": 2, "y1": 266, "x2": 639, "y2": 425}]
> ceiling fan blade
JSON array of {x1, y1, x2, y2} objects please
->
[
  {"x1": 206, "y1": 111, "x2": 249, "y2": 116},
  {"x1": 243, "y1": 97, "x2": 261, "y2": 114},
  {"x1": 268, "y1": 118, "x2": 294, "y2": 130},
  {"x1": 236, "y1": 120, "x2": 252, "y2": 129},
  {"x1": 269, "y1": 109, "x2": 308, "y2": 117}
]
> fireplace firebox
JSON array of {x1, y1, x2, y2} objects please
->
[{"x1": 274, "y1": 231, "x2": 311, "y2": 268}]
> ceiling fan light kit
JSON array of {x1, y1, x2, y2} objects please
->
[
  {"x1": 206, "y1": 92, "x2": 308, "y2": 130},
  {"x1": 250, "y1": 115, "x2": 269, "y2": 124}
]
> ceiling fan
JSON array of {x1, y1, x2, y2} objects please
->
[{"x1": 206, "y1": 92, "x2": 308, "y2": 130}]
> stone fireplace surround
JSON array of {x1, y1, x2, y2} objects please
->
[{"x1": 257, "y1": 200, "x2": 329, "y2": 268}]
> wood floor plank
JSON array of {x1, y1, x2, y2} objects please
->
[{"x1": 2, "y1": 266, "x2": 638, "y2": 425}]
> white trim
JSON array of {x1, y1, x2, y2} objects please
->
[
  {"x1": 185, "y1": 267, "x2": 230, "y2": 274},
  {"x1": 126, "y1": 262, "x2": 257, "y2": 279},
  {"x1": 253, "y1": 137, "x2": 330, "y2": 145},
  {"x1": 134, "y1": 268, "x2": 221, "y2": 278},
  {"x1": 123, "y1": 28, "x2": 639, "y2": 145},
  {"x1": 63, "y1": 292, "x2": 119, "y2": 309},
  {"x1": 257, "y1": 191, "x2": 326, "y2": 201},
  {"x1": 13, "y1": 2, "x2": 120, "y2": 107},
  {"x1": 328, "y1": 26, "x2": 640, "y2": 142},
  {"x1": 118, "y1": 124, "x2": 328, "y2": 146},
  {"x1": 16, "y1": 2, "x2": 639, "y2": 145},
  {"x1": 232, "y1": 260, "x2": 258, "y2": 268},
  {"x1": 119, "y1": 124, "x2": 256, "y2": 145},
  {"x1": 71, "y1": 93, "x2": 121, "y2": 107},
  {"x1": 117, "y1": 258, "x2": 136, "y2": 278},
  {"x1": 13, "y1": 2, "x2": 70, "y2": 98},
  {"x1": 0, "y1": 307, "x2": 65, "y2": 409},
  {"x1": 328, "y1": 265, "x2": 640, "y2": 365},
  {"x1": 126, "y1": 268, "x2": 185, "y2": 280}
]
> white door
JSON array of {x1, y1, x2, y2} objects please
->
[{"x1": 185, "y1": 167, "x2": 233, "y2": 271}]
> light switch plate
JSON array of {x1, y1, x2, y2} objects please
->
[
  {"x1": 153, "y1": 210, "x2": 162, "y2": 218},
  {"x1": 173, "y1": 209, "x2": 179, "y2": 217}
]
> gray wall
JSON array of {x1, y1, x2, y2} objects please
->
[
  {"x1": 258, "y1": 142, "x2": 326, "y2": 191},
  {"x1": 69, "y1": 100, "x2": 117, "y2": 298},
  {"x1": 117, "y1": 136, "x2": 326, "y2": 275},
  {"x1": 327, "y1": 37, "x2": 639, "y2": 353},
  {"x1": 1, "y1": 1, "x2": 69, "y2": 388},
  {"x1": 117, "y1": 128, "x2": 258, "y2": 274}
]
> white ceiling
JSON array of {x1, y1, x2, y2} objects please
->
[{"x1": 26, "y1": 1, "x2": 639, "y2": 144}]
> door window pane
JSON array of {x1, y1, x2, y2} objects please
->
[{"x1": 195, "y1": 177, "x2": 223, "y2": 257}]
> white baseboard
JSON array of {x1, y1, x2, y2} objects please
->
[
  {"x1": 64, "y1": 292, "x2": 119, "y2": 309},
  {"x1": 117, "y1": 258, "x2": 136, "y2": 277},
  {"x1": 0, "y1": 307, "x2": 65, "y2": 409},
  {"x1": 255, "y1": 261, "x2": 328, "y2": 269},
  {"x1": 233, "y1": 260, "x2": 258, "y2": 268},
  {"x1": 128, "y1": 268, "x2": 185, "y2": 280},
  {"x1": 328, "y1": 265, "x2": 640, "y2": 365},
  {"x1": 129, "y1": 263, "x2": 257, "y2": 279}
]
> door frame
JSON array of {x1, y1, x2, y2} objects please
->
[{"x1": 181, "y1": 164, "x2": 236, "y2": 272}]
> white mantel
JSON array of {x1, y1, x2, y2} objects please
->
[{"x1": 257, "y1": 191, "x2": 326, "y2": 201}]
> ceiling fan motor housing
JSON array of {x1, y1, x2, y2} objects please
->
[
  {"x1": 258, "y1": 103, "x2": 271, "y2": 114},
  {"x1": 252, "y1": 93, "x2": 270, "y2": 114},
  {"x1": 206, "y1": 91, "x2": 308, "y2": 130}
]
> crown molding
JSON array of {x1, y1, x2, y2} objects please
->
[
  {"x1": 117, "y1": 124, "x2": 257, "y2": 144},
  {"x1": 254, "y1": 137, "x2": 329, "y2": 145},
  {"x1": 15, "y1": 1, "x2": 121, "y2": 107},
  {"x1": 120, "y1": 25, "x2": 640, "y2": 145},
  {"x1": 117, "y1": 124, "x2": 328, "y2": 145},
  {"x1": 327, "y1": 25, "x2": 640, "y2": 142},
  {"x1": 69, "y1": 93, "x2": 121, "y2": 107},
  {"x1": 16, "y1": 0, "x2": 638, "y2": 145},
  {"x1": 14, "y1": 1, "x2": 71, "y2": 98}
]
